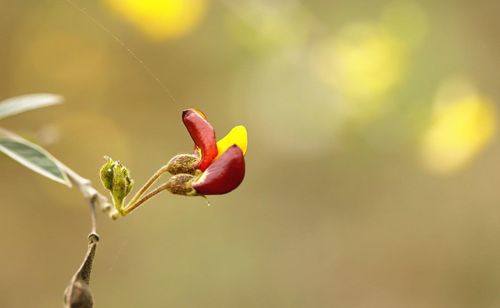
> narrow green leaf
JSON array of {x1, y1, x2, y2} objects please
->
[
  {"x1": 0, "y1": 94, "x2": 63, "y2": 120},
  {"x1": 0, "y1": 137, "x2": 71, "y2": 187}
]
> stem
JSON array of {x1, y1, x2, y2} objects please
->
[
  {"x1": 88, "y1": 195, "x2": 98, "y2": 235},
  {"x1": 123, "y1": 183, "x2": 169, "y2": 215},
  {"x1": 58, "y1": 160, "x2": 113, "y2": 222},
  {"x1": 127, "y1": 165, "x2": 170, "y2": 206}
]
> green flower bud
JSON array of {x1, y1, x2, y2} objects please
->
[
  {"x1": 99, "y1": 156, "x2": 115, "y2": 191},
  {"x1": 112, "y1": 162, "x2": 134, "y2": 202},
  {"x1": 166, "y1": 154, "x2": 200, "y2": 175},
  {"x1": 99, "y1": 156, "x2": 134, "y2": 213}
]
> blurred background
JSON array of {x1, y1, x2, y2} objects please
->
[{"x1": 1, "y1": 0, "x2": 500, "y2": 307}]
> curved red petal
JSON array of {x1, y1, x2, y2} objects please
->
[
  {"x1": 192, "y1": 145, "x2": 245, "y2": 195},
  {"x1": 182, "y1": 109, "x2": 218, "y2": 171}
]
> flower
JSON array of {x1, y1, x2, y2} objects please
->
[
  {"x1": 166, "y1": 109, "x2": 247, "y2": 196},
  {"x1": 98, "y1": 108, "x2": 247, "y2": 219}
]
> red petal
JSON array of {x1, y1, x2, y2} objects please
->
[
  {"x1": 182, "y1": 109, "x2": 218, "y2": 171},
  {"x1": 192, "y1": 145, "x2": 245, "y2": 195}
]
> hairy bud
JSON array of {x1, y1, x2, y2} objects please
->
[
  {"x1": 165, "y1": 174, "x2": 198, "y2": 196},
  {"x1": 99, "y1": 157, "x2": 114, "y2": 191},
  {"x1": 99, "y1": 157, "x2": 134, "y2": 212},
  {"x1": 166, "y1": 154, "x2": 200, "y2": 175}
]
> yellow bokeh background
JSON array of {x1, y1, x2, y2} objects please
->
[
  {"x1": 104, "y1": 0, "x2": 207, "y2": 40},
  {"x1": 421, "y1": 78, "x2": 497, "y2": 174},
  {"x1": 1, "y1": 1, "x2": 500, "y2": 307}
]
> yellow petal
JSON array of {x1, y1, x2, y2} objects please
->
[{"x1": 216, "y1": 125, "x2": 247, "y2": 158}]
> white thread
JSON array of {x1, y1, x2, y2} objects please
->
[{"x1": 63, "y1": 0, "x2": 179, "y2": 106}]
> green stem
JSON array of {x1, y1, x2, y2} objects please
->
[
  {"x1": 127, "y1": 165, "x2": 170, "y2": 206},
  {"x1": 112, "y1": 195, "x2": 125, "y2": 216},
  {"x1": 122, "y1": 183, "x2": 169, "y2": 215},
  {"x1": 111, "y1": 165, "x2": 170, "y2": 217}
]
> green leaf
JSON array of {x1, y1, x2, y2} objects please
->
[
  {"x1": 0, "y1": 137, "x2": 71, "y2": 187},
  {"x1": 0, "y1": 93, "x2": 63, "y2": 120}
]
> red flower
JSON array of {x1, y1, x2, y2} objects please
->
[{"x1": 182, "y1": 109, "x2": 247, "y2": 195}]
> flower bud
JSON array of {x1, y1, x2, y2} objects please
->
[
  {"x1": 99, "y1": 156, "x2": 114, "y2": 191},
  {"x1": 99, "y1": 157, "x2": 134, "y2": 212},
  {"x1": 166, "y1": 154, "x2": 200, "y2": 175},
  {"x1": 165, "y1": 173, "x2": 198, "y2": 196},
  {"x1": 112, "y1": 162, "x2": 134, "y2": 201}
]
